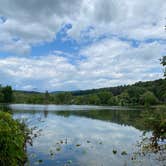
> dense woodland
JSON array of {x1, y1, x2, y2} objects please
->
[{"x1": 0, "y1": 78, "x2": 165, "y2": 106}]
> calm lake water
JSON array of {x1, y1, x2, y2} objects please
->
[{"x1": 7, "y1": 104, "x2": 166, "y2": 165}]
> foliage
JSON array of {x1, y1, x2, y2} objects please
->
[
  {"x1": 161, "y1": 56, "x2": 166, "y2": 76},
  {"x1": 97, "y1": 90, "x2": 113, "y2": 105},
  {"x1": 140, "y1": 91, "x2": 158, "y2": 106},
  {"x1": 55, "y1": 92, "x2": 73, "y2": 104},
  {"x1": 117, "y1": 92, "x2": 130, "y2": 106},
  {"x1": 87, "y1": 94, "x2": 100, "y2": 105},
  {"x1": 108, "y1": 96, "x2": 117, "y2": 106},
  {"x1": 0, "y1": 111, "x2": 29, "y2": 166},
  {"x1": 143, "y1": 110, "x2": 166, "y2": 147},
  {"x1": 138, "y1": 108, "x2": 166, "y2": 157},
  {"x1": 1, "y1": 79, "x2": 166, "y2": 106},
  {"x1": 0, "y1": 85, "x2": 13, "y2": 103},
  {"x1": 44, "y1": 90, "x2": 50, "y2": 104},
  {"x1": 125, "y1": 86, "x2": 147, "y2": 104}
]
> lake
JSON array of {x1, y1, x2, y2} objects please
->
[{"x1": 7, "y1": 104, "x2": 166, "y2": 165}]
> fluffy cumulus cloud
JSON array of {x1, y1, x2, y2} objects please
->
[
  {"x1": 0, "y1": 39, "x2": 164, "y2": 91},
  {"x1": 0, "y1": 0, "x2": 165, "y2": 50},
  {"x1": 78, "y1": 39, "x2": 164, "y2": 87},
  {"x1": 0, "y1": 53, "x2": 76, "y2": 90},
  {"x1": 0, "y1": 0, "x2": 165, "y2": 90}
]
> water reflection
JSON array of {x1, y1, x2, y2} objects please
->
[
  {"x1": 3, "y1": 104, "x2": 166, "y2": 166},
  {"x1": 9, "y1": 104, "x2": 135, "y2": 111}
]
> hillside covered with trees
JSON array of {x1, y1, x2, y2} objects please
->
[{"x1": 0, "y1": 78, "x2": 164, "y2": 107}]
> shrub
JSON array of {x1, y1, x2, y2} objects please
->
[{"x1": 0, "y1": 111, "x2": 28, "y2": 166}]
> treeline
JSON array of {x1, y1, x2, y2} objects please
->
[
  {"x1": 11, "y1": 78, "x2": 166, "y2": 106},
  {"x1": 72, "y1": 79, "x2": 166, "y2": 104}
]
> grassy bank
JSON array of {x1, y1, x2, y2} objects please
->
[{"x1": 0, "y1": 111, "x2": 29, "y2": 166}]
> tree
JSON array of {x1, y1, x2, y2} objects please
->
[
  {"x1": 2, "y1": 86, "x2": 13, "y2": 103},
  {"x1": 161, "y1": 56, "x2": 166, "y2": 77},
  {"x1": 0, "y1": 92, "x2": 3, "y2": 103},
  {"x1": 55, "y1": 92, "x2": 73, "y2": 104},
  {"x1": 125, "y1": 86, "x2": 147, "y2": 104},
  {"x1": 161, "y1": 25, "x2": 166, "y2": 76},
  {"x1": 108, "y1": 96, "x2": 117, "y2": 106},
  {"x1": 44, "y1": 90, "x2": 49, "y2": 104},
  {"x1": 97, "y1": 91, "x2": 113, "y2": 105},
  {"x1": 140, "y1": 91, "x2": 158, "y2": 106},
  {"x1": 161, "y1": 92, "x2": 166, "y2": 103},
  {"x1": 0, "y1": 86, "x2": 3, "y2": 103},
  {"x1": 118, "y1": 92, "x2": 130, "y2": 106},
  {"x1": 88, "y1": 94, "x2": 100, "y2": 105}
]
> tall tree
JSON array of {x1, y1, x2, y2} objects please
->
[
  {"x1": 162, "y1": 25, "x2": 166, "y2": 76},
  {"x1": 161, "y1": 56, "x2": 166, "y2": 77},
  {"x1": 2, "y1": 86, "x2": 13, "y2": 103},
  {"x1": 44, "y1": 90, "x2": 49, "y2": 104}
]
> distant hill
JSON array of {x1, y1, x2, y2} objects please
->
[
  {"x1": 71, "y1": 79, "x2": 166, "y2": 98},
  {"x1": 14, "y1": 79, "x2": 166, "y2": 99},
  {"x1": 14, "y1": 90, "x2": 42, "y2": 94},
  {"x1": 12, "y1": 78, "x2": 166, "y2": 105}
]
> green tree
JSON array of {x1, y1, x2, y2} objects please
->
[
  {"x1": 126, "y1": 86, "x2": 147, "y2": 104},
  {"x1": 74, "y1": 96, "x2": 85, "y2": 105},
  {"x1": 0, "y1": 86, "x2": 4, "y2": 103},
  {"x1": 88, "y1": 94, "x2": 100, "y2": 105},
  {"x1": 140, "y1": 91, "x2": 158, "y2": 106},
  {"x1": 97, "y1": 91, "x2": 113, "y2": 105},
  {"x1": 0, "y1": 92, "x2": 3, "y2": 103},
  {"x1": 55, "y1": 92, "x2": 73, "y2": 104},
  {"x1": 161, "y1": 56, "x2": 166, "y2": 77},
  {"x1": 2, "y1": 86, "x2": 13, "y2": 103},
  {"x1": 0, "y1": 85, "x2": 3, "y2": 102},
  {"x1": 161, "y1": 92, "x2": 166, "y2": 103},
  {"x1": 44, "y1": 90, "x2": 50, "y2": 104},
  {"x1": 118, "y1": 92, "x2": 130, "y2": 106},
  {"x1": 108, "y1": 96, "x2": 117, "y2": 106}
]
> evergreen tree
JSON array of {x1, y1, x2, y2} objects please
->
[{"x1": 2, "y1": 86, "x2": 13, "y2": 103}]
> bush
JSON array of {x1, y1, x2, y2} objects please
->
[{"x1": 0, "y1": 111, "x2": 28, "y2": 166}]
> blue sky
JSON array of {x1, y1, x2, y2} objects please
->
[{"x1": 0, "y1": 0, "x2": 165, "y2": 91}]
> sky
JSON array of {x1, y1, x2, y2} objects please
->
[{"x1": 0, "y1": 0, "x2": 165, "y2": 92}]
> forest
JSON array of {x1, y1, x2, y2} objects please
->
[{"x1": 0, "y1": 78, "x2": 164, "y2": 106}]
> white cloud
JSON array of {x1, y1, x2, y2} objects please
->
[
  {"x1": 0, "y1": 0, "x2": 82, "y2": 54},
  {"x1": 76, "y1": 39, "x2": 164, "y2": 88},
  {"x1": 0, "y1": 0, "x2": 165, "y2": 54},
  {"x1": 0, "y1": 39, "x2": 164, "y2": 91},
  {"x1": 0, "y1": 0, "x2": 165, "y2": 90},
  {"x1": 0, "y1": 53, "x2": 76, "y2": 90},
  {"x1": 0, "y1": 40, "x2": 30, "y2": 54},
  {"x1": 68, "y1": 0, "x2": 166, "y2": 40}
]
